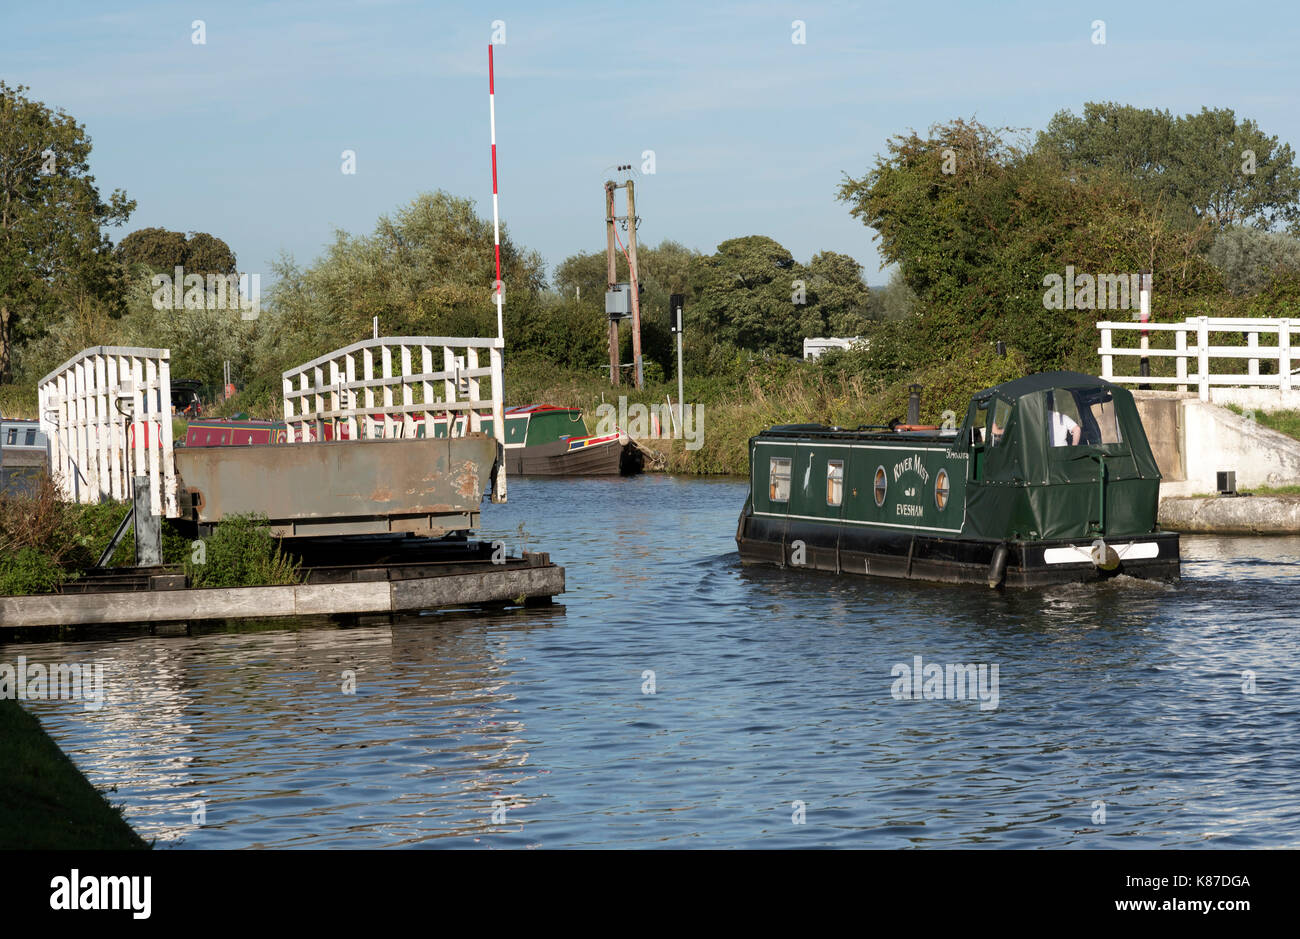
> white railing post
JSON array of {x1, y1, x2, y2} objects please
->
[
  {"x1": 400, "y1": 344, "x2": 414, "y2": 439},
  {"x1": 1248, "y1": 331, "x2": 1259, "y2": 379},
  {"x1": 443, "y1": 346, "x2": 457, "y2": 428},
  {"x1": 381, "y1": 343, "x2": 394, "y2": 439},
  {"x1": 345, "y1": 352, "x2": 358, "y2": 441},
  {"x1": 283, "y1": 374, "x2": 296, "y2": 443},
  {"x1": 1281, "y1": 319, "x2": 1292, "y2": 393},
  {"x1": 490, "y1": 341, "x2": 507, "y2": 503},
  {"x1": 1197, "y1": 316, "x2": 1210, "y2": 401},
  {"x1": 466, "y1": 347, "x2": 481, "y2": 433},
  {"x1": 1100, "y1": 324, "x2": 1112, "y2": 379},
  {"x1": 421, "y1": 344, "x2": 434, "y2": 437},
  {"x1": 1175, "y1": 326, "x2": 1187, "y2": 393}
]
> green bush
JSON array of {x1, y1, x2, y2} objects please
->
[
  {"x1": 0, "y1": 547, "x2": 66, "y2": 595},
  {"x1": 184, "y1": 513, "x2": 300, "y2": 588}
]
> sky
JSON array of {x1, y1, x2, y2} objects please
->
[{"x1": 4, "y1": 0, "x2": 1300, "y2": 288}]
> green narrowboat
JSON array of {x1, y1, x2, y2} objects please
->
[
  {"x1": 429, "y1": 405, "x2": 644, "y2": 476},
  {"x1": 736, "y1": 371, "x2": 1179, "y2": 587}
]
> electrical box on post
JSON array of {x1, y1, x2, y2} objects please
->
[{"x1": 606, "y1": 284, "x2": 632, "y2": 321}]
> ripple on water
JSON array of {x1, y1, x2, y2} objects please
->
[{"x1": 6, "y1": 484, "x2": 1300, "y2": 847}]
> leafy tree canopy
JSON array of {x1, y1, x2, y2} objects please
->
[
  {"x1": 118, "y1": 228, "x2": 237, "y2": 276},
  {"x1": 1036, "y1": 102, "x2": 1300, "y2": 232},
  {"x1": 0, "y1": 81, "x2": 134, "y2": 381}
]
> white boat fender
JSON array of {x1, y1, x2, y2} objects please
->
[
  {"x1": 1090, "y1": 538, "x2": 1120, "y2": 571},
  {"x1": 987, "y1": 543, "x2": 1009, "y2": 588}
]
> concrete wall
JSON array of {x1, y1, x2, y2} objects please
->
[
  {"x1": 1132, "y1": 394, "x2": 1185, "y2": 481},
  {"x1": 1133, "y1": 390, "x2": 1300, "y2": 497}
]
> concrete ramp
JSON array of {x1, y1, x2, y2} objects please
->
[{"x1": 1133, "y1": 391, "x2": 1300, "y2": 498}]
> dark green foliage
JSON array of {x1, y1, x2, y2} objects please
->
[
  {"x1": 184, "y1": 513, "x2": 300, "y2": 588},
  {"x1": 1037, "y1": 102, "x2": 1300, "y2": 231},
  {"x1": 183, "y1": 232, "x2": 236, "y2": 275},
  {"x1": 837, "y1": 117, "x2": 1227, "y2": 375},
  {"x1": 0, "y1": 547, "x2": 65, "y2": 595},
  {"x1": 0, "y1": 81, "x2": 135, "y2": 382},
  {"x1": 117, "y1": 228, "x2": 236, "y2": 276},
  {"x1": 116, "y1": 227, "x2": 190, "y2": 271}
]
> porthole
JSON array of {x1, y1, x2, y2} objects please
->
[
  {"x1": 935, "y1": 468, "x2": 950, "y2": 510},
  {"x1": 873, "y1": 466, "x2": 887, "y2": 507}
]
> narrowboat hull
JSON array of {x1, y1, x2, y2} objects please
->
[
  {"x1": 736, "y1": 497, "x2": 1180, "y2": 587},
  {"x1": 504, "y1": 436, "x2": 643, "y2": 476}
]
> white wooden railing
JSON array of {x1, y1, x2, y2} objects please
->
[
  {"x1": 281, "y1": 336, "x2": 507, "y2": 500},
  {"x1": 1098, "y1": 316, "x2": 1295, "y2": 400},
  {"x1": 36, "y1": 346, "x2": 179, "y2": 517}
]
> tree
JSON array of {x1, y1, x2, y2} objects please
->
[
  {"x1": 1207, "y1": 227, "x2": 1300, "y2": 295},
  {"x1": 552, "y1": 239, "x2": 700, "y2": 373},
  {"x1": 1036, "y1": 102, "x2": 1300, "y2": 231},
  {"x1": 117, "y1": 228, "x2": 236, "y2": 275},
  {"x1": 253, "y1": 191, "x2": 546, "y2": 399},
  {"x1": 184, "y1": 232, "x2": 236, "y2": 275},
  {"x1": 688, "y1": 236, "x2": 808, "y2": 355},
  {"x1": 0, "y1": 82, "x2": 134, "y2": 381},
  {"x1": 117, "y1": 227, "x2": 189, "y2": 271},
  {"x1": 804, "y1": 251, "x2": 872, "y2": 336},
  {"x1": 838, "y1": 117, "x2": 1221, "y2": 374}
]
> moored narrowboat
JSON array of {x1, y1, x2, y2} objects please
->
[
  {"x1": 735, "y1": 372, "x2": 1179, "y2": 587},
  {"x1": 181, "y1": 405, "x2": 643, "y2": 476}
]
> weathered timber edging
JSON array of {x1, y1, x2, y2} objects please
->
[
  {"x1": 1158, "y1": 495, "x2": 1300, "y2": 534},
  {"x1": 0, "y1": 563, "x2": 564, "y2": 629}
]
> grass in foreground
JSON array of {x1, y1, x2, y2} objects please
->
[{"x1": 0, "y1": 697, "x2": 149, "y2": 849}]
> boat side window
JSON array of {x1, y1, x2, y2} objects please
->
[
  {"x1": 1084, "y1": 395, "x2": 1122, "y2": 445},
  {"x1": 4, "y1": 428, "x2": 15, "y2": 445},
  {"x1": 973, "y1": 403, "x2": 988, "y2": 445},
  {"x1": 25, "y1": 429, "x2": 35, "y2": 445},
  {"x1": 989, "y1": 399, "x2": 1012, "y2": 447},
  {"x1": 1047, "y1": 390, "x2": 1085, "y2": 447},
  {"x1": 769, "y1": 456, "x2": 792, "y2": 502},
  {"x1": 826, "y1": 460, "x2": 844, "y2": 506}
]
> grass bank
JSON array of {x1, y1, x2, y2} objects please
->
[
  {"x1": 1223, "y1": 405, "x2": 1300, "y2": 441},
  {"x1": 0, "y1": 697, "x2": 148, "y2": 849}
]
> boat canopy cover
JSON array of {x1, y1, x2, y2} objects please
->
[{"x1": 963, "y1": 371, "x2": 1161, "y2": 539}]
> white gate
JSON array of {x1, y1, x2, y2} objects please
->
[
  {"x1": 281, "y1": 335, "x2": 507, "y2": 501},
  {"x1": 37, "y1": 345, "x2": 179, "y2": 517}
]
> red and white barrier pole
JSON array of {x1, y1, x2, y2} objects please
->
[{"x1": 489, "y1": 44, "x2": 503, "y2": 343}]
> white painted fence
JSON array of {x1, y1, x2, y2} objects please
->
[
  {"x1": 37, "y1": 346, "x2": 179, "y2": 517},
  {"x1": 1098, "y1": 316, "x2": 1295, "y2": 400},
  {"x1": 281, "y1": 336, "x2": 507, "y2": 501}
]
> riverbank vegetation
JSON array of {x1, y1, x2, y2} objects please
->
[
  {"x1": 6, "y1": 81, "x2": 1300, "y2": 475},
  {"x1": 0, "y1": 478, "x2": 296, "y2": 595},
  {"x1": 0, "y1": 697, "x2": 149, "y2": 849}
]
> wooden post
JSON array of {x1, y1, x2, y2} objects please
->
[
  {"x1": 606, "y1": 181, "x2": 620, "y2": 387},
  {"x1": 627, "y1": 180, "x2": 644, "y2": 389}
]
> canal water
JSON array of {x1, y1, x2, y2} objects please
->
[{"x1": 7, "y1": 476, "x2": 1300, "y2": 848}]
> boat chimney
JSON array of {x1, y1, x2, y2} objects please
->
[{"x1": 907, "y1": 384, "x2": 922, "y2": 425}]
